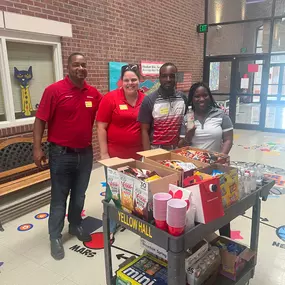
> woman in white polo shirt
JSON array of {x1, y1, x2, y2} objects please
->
[{"x1": 179, "y1": 82, "x2": 233, "y2": 237}]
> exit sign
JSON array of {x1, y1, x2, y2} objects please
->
[{"x1": 197, "y1": 24, "x2": 208, "y2": 33}]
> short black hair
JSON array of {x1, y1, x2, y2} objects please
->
[
  {"x1": 159, "y1": 62, "x2": 178, "y2": 75},
  {"x1": 188, "y1": 82, "x2": 219, "y2": 110},
  {"x1": 67, "y1": 52, "x2": 85, "y2": 65}
]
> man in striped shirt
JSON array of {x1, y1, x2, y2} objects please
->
[{"x1": 138, "y1": 63, "x2": 186, "y2": 150}]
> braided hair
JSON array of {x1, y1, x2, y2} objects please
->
[{"x1": 188, "y1": 82, "x2": 219, "y2": 111}]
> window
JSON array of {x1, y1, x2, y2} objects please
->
[
  {"x1": 0, "y1": 33, "x2": 63, "y2": 128},
  {"x1": 272, "y1": 19, "x2": 285, "y2": 53},
  {"x1": 207, "y1": 21, "x2": 270, "y2": 56},
  {"x1": 7, "y1": 42, "x2": 55, "y2": 119},
  {"x1": 208, "y1": 0, "x2": 273, "y2": 24},
  {"x1": 0, "y1": 76, "x2": 6, "y2": 122}
]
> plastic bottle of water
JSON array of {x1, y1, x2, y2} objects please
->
[
  {"x1": 244, "y1": 173, "x2": 251, "y2": 195},
  {"x1": 250, "y1": 169, "x2": 257, "y2": 192},
  {"x1": 256, "y1": 165, "x2": 263, "y2": 186},
  {"x1": 186, "y1": 106, "x2": 195, "y2": 130},
  {"x1": 238, "y1": 174, "x2": 245, "y2": 199}
]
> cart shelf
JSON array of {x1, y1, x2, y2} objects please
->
[{"x1": 102, "y1": 179, "x2": 274, "y2": 285}]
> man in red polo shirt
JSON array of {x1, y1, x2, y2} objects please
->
[{"x1": 33, "y1": 53, "x2": 102, "y2": 260}]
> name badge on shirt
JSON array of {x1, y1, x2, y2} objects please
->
[
  {"x1": 160, "y1": 107, "x2": 169, "y2": 115},
  {"x1": 85, "y1": 101, "x2": 92, "y2": 108},
  {"x1": 119, "y1": 104, "x2": 128, "y2": 110}
]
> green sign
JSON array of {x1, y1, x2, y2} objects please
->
[
  {"x1": 197, "y1": 24, "x2": 208, "y2": 33},
  {"x1": 240, "y1": 47, "x2": 247, "y2": 54}
]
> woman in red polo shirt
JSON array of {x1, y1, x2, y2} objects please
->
[
  {"x1": 96, "y1": 64, "x2": 145, "y2": 242},
  {"x1": 96, "y1": 64, "x2": 145, "y2": 160}
]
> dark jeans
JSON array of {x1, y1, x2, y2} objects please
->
[
  {"x1": 48, "y1": 143, "x2": 93, "y2": 240},
  {"x1": 219, "y1": 223, "x2": 231, "y2": 238}
]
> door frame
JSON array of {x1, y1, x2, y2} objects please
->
[{"x1": 204, "y1": 54, "x2": 270, "y2": 131}]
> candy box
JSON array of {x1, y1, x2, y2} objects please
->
[
  {"x1": 212, "y1": 236, "x2": 256, "y2": 281},
  {"x1": 197, "y1": 164, "x2": 239, "y2": 208},
  {"x1": 172, "y1": 146, "x2": 230, "y2": 165},
  {"x1": 138, "y1": 149, "x2": 208, "y2": 187},
  {"x1": 116, "y1": 253, "x2": 168, "y2": 285},
  {"x1": 99, "y1": 158, "x2": 178, "y2": 221}
]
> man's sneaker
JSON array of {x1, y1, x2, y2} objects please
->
[
  {"x1": 50, "y1": 238, "x2": 65, "y2": 260},
  {"x1": 69, "y1": 225, "x2": 92, "y2": 242}
]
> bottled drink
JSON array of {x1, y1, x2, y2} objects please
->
[
  {"x1": 244, "y1": 173, "x2": 251, "y2": 195},
  {"x1": 186, "y1": 106, "x2": 195, "y2": 130},
  {"x1": 250, "y1": 170, "x2": 257, "y2": 192}
]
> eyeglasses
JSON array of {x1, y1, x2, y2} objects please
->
[{"x1": 121, "y1": 64, "x2": 139, "y2": 73}]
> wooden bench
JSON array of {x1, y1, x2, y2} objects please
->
[{"x1": 0, "y1": 136, "x2": 50, "y2": 231}]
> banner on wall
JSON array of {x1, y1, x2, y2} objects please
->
[{"x1": 140, "y1": 61, "x2": 164, "y2": 76}]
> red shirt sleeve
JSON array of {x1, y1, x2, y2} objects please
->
[
  {"x1": 96, "y1": 92, "x2": 115, "y2": 123},
  {"x1": 36, "y1": 85, "x2": 58, "y2": 122}
]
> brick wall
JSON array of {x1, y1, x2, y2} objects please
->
[{"x1": 0, "y1": 0, "x2": 205, "y2": 161}]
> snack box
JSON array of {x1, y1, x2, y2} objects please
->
[
  {"x1": 138, "y1": 149, "x2": 208, "y2": 187},
  {"x1": 99, "y1": 157, "x2": 178, "y2": 221},
  {"x1": 172, "y1": 146, "x2": 230, "y2": 166},
  {"x1": 212, "y1": 236, "x2": 256, "y2": 281},
  {"x1": 116, "y1": 253, "x2": 168, "y2": 285},
  {"x1": 197, "y1": 164, "x2": 239, "y2": 208}
]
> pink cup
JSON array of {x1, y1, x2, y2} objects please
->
[
  {"x1": 153, "y1": 193, "x2": 172, "y2": 221},
  {"x1": 167, "y1": 199, "x2": 187, "y2": 228}
]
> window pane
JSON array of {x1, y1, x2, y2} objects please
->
[
  {"x1": 208, "y1": 0, "x2": 272, "y2": 24},
  {"x1": 282, "y1": 85, "x2": 285, "y2": 95},
  {"x1": 236, "y1": 96, "x2": 260, "y2": 125},
  {"x1": 269, "y1": 66, "x2": 280, "y2": 84},
  {"x1": 213, "y1": 95, "x2": 230, "y2": 115},
  {"x1": 272, "y1": 19, "x2": 285, "y2": 53},
  {"x1": 207, "y1": 21, "x2": 270, "y2": 56},
  {"x1": 209, "y1": 62, "x2": 232, "y2": 93},
  {"x1": 0, "y1": 77, "x2": 6, "y2": 122},
  {"x1": 7, "y1": 42, "x2": 55, "y2": 119},
  {"x1": 268, "y1": 85, "x2": 278, "y2": 94},
  {"x1": 275, "y1": 0, "x2": 285, "y2": 16}
]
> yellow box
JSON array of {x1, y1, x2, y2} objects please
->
[{"x1": 116, "y1": 253, "x2": 168, "y2": 285}]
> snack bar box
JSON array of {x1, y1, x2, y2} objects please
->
[
  {"x1": 138, "y1": 149, "x2": 208, "y2": 187},
  {"x1": 211, "y1": 236, "x2": 256, "y2": 281},
  {"x1": 172, "y1": 146, "x2": 230, "y2": 165},
  {"x1": 116, "y1": 253, "x2": 168, "y2": 285},
  {"x1": 197, "y1": 164, "x2": 239, "y2": 208},
  {"x1": 99, "y1": 157, "x2": 178, "y2": 221}
]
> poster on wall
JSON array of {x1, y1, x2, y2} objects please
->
[
  {"x1": 209, "y1": 62, "x2": 220, "y2": 91},
  {"x1": 140, "y1": 61, "x2": 164, "y2": 76},
  {"x1": 108, "y1": 61, "x2": 160, "y2": 95}
]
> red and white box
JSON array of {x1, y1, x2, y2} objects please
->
[{"x1": 186, "y1": 176, "x2": 224, "y2": 224}]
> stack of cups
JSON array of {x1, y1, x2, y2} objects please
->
[
  {"x1": 153, "y1": 193, "x2": 172, "y2": 231},
  {"x1": 167, "y1": 199, "x2": 187, "y2": 236}
]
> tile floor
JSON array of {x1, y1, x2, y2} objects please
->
[{"x1": 1, "y1": 129, "x2": 285, "y2": 285}]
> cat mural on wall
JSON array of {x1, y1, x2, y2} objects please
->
[{"x1": 14, "y1": 66, "x2": 33, "y2": 116}]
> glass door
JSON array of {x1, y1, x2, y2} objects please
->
[
  {"x1": 264, "y1": 61, "x2": 285, "y2": 131},
  {"x1": 205, "y1": 55, "x2": 269, "y2": 130},
  {"x1": 204, "y1": 59, "x2": 233, "y2": 117},
  {"x1": 234, "y1": 58, "x2": 267, "y2": 129}
]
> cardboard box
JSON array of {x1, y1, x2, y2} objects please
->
[
  {"x1": 172, "y1": 146, "x2": 230, "y2": 166},
  {"x1": 141, "y1": 238, "x2": 168, "y2": 261},
  {"x1": 138, "y1": 149, "x2": 208, "y2": 187},
  {"x1": 116, "y1": 253, "x2": 168, "y2": 285},
  {"x1": 99, "y1": 158, "x2": 178, "y2": 221},
  {"x1": 197, "y1": 164, "x2": 239, "y2": 208},
  {"x1": 213, "y1": 236, "x2": 256, "y2": 281}
]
